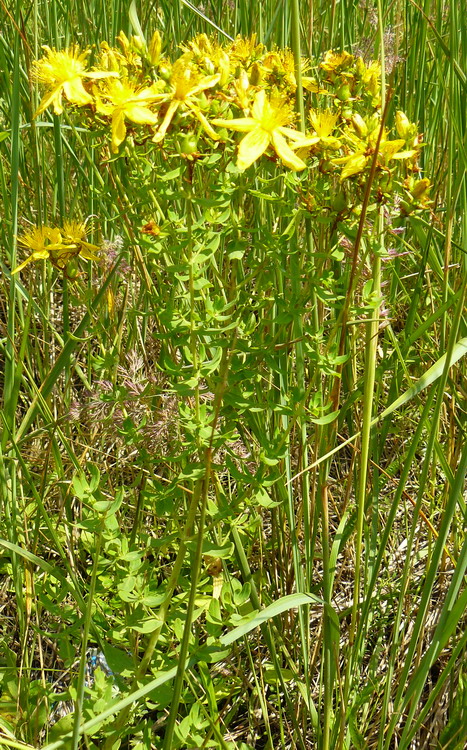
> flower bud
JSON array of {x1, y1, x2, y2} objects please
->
[
  {"x1": 395, "y1": 111, "x2": 411, "y2": 139},
  {"x1": 411, "y1": 178, "x2": 431, "y2": 201},
  {"x1": 202, "y1": 56, "x2": 215, "y2": 76},
  {"x1": 197, "y1": 92, "x2": 209, "y2": 111},
  {"x1": 378, "y1": 173, "x2": 393, "y2": 192},
  {"x1": 351, "y1": 113, "x2": 368, "y2": 137},
  {"x1": 131, "y1": 35, "x2": 145, "y2": 52},
  {"x1": 66, "y1": 257, "x2": 79, "y2": 278},
  {"x1": 249, "y1": 62, "x2": 262, "y2": 86},
  {"x1": 148, "y1": 31, "x2": 162, "y2": 65},
  {"x1": 117, "y1": 31, "x2": 130, "y2": 52},
  {"x1": 218, "y1": 52, "x2": 230, "y2": 88},
  {"x1": 331, "y1": 190, "x2": 347, "y2": 212}
]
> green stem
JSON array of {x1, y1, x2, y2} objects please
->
[{"x1": 162, "y1": 339, "x2": 234, "y2": 750}]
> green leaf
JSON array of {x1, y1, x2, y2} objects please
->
[{"x1": 220, "y1": 593, "x2": 323, "y2": 646}]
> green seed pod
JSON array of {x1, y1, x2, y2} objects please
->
[
  {"x1": 180, "y1": 134, "x2": 198, "y2": 155},
  {"x1": 331, "y1": 190, "x2": 347, "y2": 212},
  {"x1": 66, "y1": 257, "x2": 79, "y2": 278},
  {"x1": 249, "y1": 62, "x2": 262, "y2": 86},
  {"x1": 319, "y1": 159, "x2": 334, "y2": 173},
  {"x1": 336, "y1": 83, "x2": 352, "y2": 101},
  {"x1": 158, "y1": 63, "x2": 172, "y2": 81}
]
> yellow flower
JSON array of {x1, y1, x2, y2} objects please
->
[
  {"x1": 95, "y1": 78, "x2": 160, "y2": 152},
  {"x1": 12, "y1": 226, "x2": 64, "y2": 274},
  {"x1": 32, "y1": 45, "x2": 117, "y2": 117},
  {"x1": 61, "y1": 220, "x2": 100, "y2": 262},
  {"x1": 411, "y1": 178, "x2": 432, "y2": 204},
  {"x1": 152, "y1": 60, "x2": 220, "y2": 143},
  {"x1": 309, "y1": 109, "x2": 341, "y2": 148},
  {"x1": 320, "y1": 50, "x2": 354, "y2": 73},
  {"x1": 357, "y1": 58, "x2": 381, "y2": 99},
  {"x1": 261, "y1": 48, "x2": 310, "y2": 90},
  {"x1": 12, "y1": 220, "x2": 100, "y2": 274},
  {"x1": 97, "y1": 42, "x2": 127, "y2": 74},
  {"x1": 292, "y1": 110, "x2": 342, "y2": 161},
  {"x1": 302, "y1": 79, "x2": 330, "y2": 95},
  {"x1": 180, "y1": 34, "x2": 230, "y2": 85},
  {"x1": 212, "y1": 89, "x2": 309, "y2": 171},
  {"x1": 332, "y1": 126, "x2": 417, "y2": 181},
  {"x1": 227, "y1": 34, "x2": 265, "y2": 66},
  {"x1": 116, "y1": 31, "x2": 144, "y2": 68}
]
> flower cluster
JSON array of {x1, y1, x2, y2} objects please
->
[
  {"x1": 31, "y1": 32, "x2": 428, "y2": 191},
  {"x1": 13, "y1": 220, "x2": 99, "y2": 276},
  {"x1": 20, "y1": 33, "x2": 431, "y2": 276}
]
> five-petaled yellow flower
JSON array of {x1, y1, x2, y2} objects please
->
[
  {"x1": 60, "y1": 220, "x2": 100, "y2": 265},
  {"x1": 12, "y1": 226, "x2": 64, "y2": 274},
  {"x1": 332, "y1": 127, "x2": 417, "y2": 181},
  {"x1": 212, "y1": 89, "x2": 309, "y2": 171},
  {"x1": 95, "y1": 79, "x2": 161, "y2": 152},
  {"x1": 307, "y1": 109, "x2": 341, "y2": 149},
  {"x1": 32, "y1": 45, "x2": 117, "y2": 117},
  {"x1": 152, "y1": 60, "x2": 220, "y2": 143},
  {"x1": 12, "y1": 221, "x2": 100, "y2": 274}
]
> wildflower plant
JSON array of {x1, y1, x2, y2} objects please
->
[{"x1": 6, "y1": 11, "x2": 460, "y2": 750}]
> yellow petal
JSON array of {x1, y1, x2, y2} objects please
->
[
  {"x1": 338, "y1": 153, "x2": 368, "y2": 180},
  {"x1": 12, "y1": 249, "x2": 49, "y2": 274},
  {"x1": 251, "y1": 89, "x2": 266, "y2": 120},
  {"x1": 83, "y1": 70, "x2": 120, "y2": 80},
  {"x1": 79, "y1": 239, "x2": 101, "y2": 253},
  {"x1": 271, "y1": 131, "x2": 307, "y2": 171},
  {"x1": 94, "y1": 96, "x2": 113, "y2": 116},
  {"x1": 186, "y1": 74, "x2": 220, "y2": 97},
  {"x1": 302, "y1": 78, "x2": 329, "y2": 94},
  {"x1": 79, "y1": 247, "x2": 100, "y2": 261},
  {"x1": 123, "y1": 104, "x2": 158, "y2": 125},
  {"x1": 34, "y1": 87, "x2": 63, "y2": 117},
  {"x1": 320, "y1": 136, "x2": 342, "y2": 150},
  {"x1": 237, "y1": 128, "x2": 270, "y2": 170},
  {"x1": 63, "y1": 78, "x2": 93, "y2": 107},
  {"x1": 153, "y1": 100, "x2": 179, "y2": 142},
  {"x1": 186, "y1": 102, "x2": 219, "y2": 140},
  {"x1": 211, "y1": 117, "x2": 257, "y2": 133},
  {"x1": 411, "y1": 178, "x2": 431, "y2": 200},
  {"x1": 11, "y1": 256, "x2": 34, "y2": 274},
  {"x1": 278, "y1": 126, "x2": 311, "y2": 142},
  {"x1": 111, "y1": 111, "x2": 127, "y2": 152},
  {"x1": 390, "y1": 149, "x2": 417, "y2": 160},
  {"x1": 378, "y1": 138, "x2": 406, "y2": 156}
]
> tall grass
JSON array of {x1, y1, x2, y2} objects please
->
[{"x1": 0, "y1": 1, "x2": 465, "y2": 749}]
